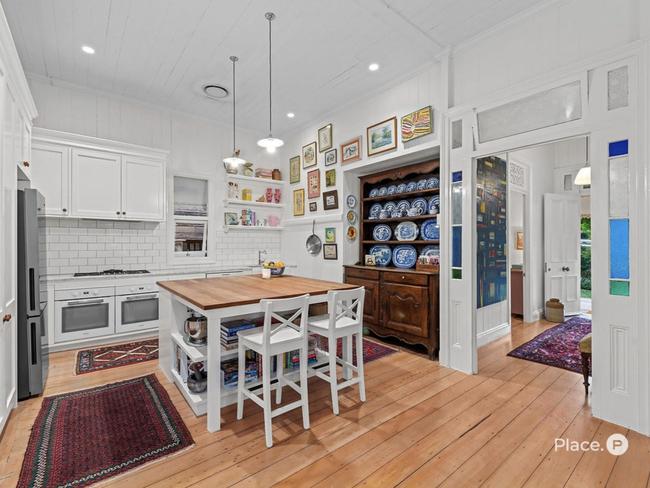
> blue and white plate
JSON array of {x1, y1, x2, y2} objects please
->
[
  {"x1": 395, "y1": 221, "x2": 418, "y2": 241},
  {"x1": 427, "y1": 196, "x2": 438, "y2": 214},
  {"x1": 373, "y1": 224, "x2": 392, "y2": 241},
  {"x1": 421, "y1": 218, "x2": 440, "y2": 241},
  {"x1": 411, "y1": 197, "x2": 428, "y2": 214},
  {"x1": 392, "y1": 245, "x2": 417, "y2": 269},
  {"x1": 396, "y1": 200, "x2": 411, "y2": 213},
  {"x1": 346, "y1": 194, "x2": 357, "y2": 208},
  {"x1": 396, "y1": 183, "x2": 407, "y2": 194},
  {"x1": 420, "y1": 245, "x2": 440, "y2": 257},
  {"x1": 405, "y1": 181, "x2": 417, "y2": 192},
  {"x1": 431, "y1": 194, "x2": 440, "y2": 205},
  {"x1": 416, "y1": 179, "x2": 427, "y2": 190},
  {"x1": 426, "y1": 177, "x2": 440, "y2": 190},
  {"x1": 387, "y1": 185, "x2": 397, "y2": 196},
  {"x1": 369, "y1": 203, "x2": 382, "y2": 219},
  {"x1": 377, "y1": 186, "x2": 388, "y2": 196},
  {"x1": 369, "y1": 245, "x2": 392, "y2": 267},
  {"x1": 369, "y1": 188, "x2": 379, "y2": 198}
]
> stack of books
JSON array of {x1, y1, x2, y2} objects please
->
[
  {"x1": 254, "y1": 168, "x2": 273, "y2": 179},
  {"x1": 221, "y1": 353, "x2": 258, "y2": 389},
  {"x1": 220, "y1": 319, "x2": 257, "y2": 352}
]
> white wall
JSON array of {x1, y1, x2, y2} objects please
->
[
  {"x1": 278, "y1": 63, "x2": 442, "y2": 281},
  {"x1": 28, "y1": 76, "x2": 282, "y2": 274}
]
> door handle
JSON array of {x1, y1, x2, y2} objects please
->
[
  {"x1": 66, "y1": 299, "x2": 105, "y2": 306},
  {"x1": 562, "y1": 266, "x2": 570, "y2": 272},
  {"x1": 2, "y1": 314, "x2": 11, "y2": 323}
]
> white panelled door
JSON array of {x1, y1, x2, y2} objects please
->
[
  {"x1": 71, "y1": 148, "x2": 122, "y2": 219},
  {"x1": 543, "y1": 193, "x2": 581, "y2": 315},
  {"x1": 121, "y1": 156, "x2": 165, "y2": 221}
]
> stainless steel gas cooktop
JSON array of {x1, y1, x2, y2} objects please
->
[{"x1": 73, "y1": 269, "x2": 151, "y2": 278}]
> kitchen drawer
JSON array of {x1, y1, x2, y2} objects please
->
[
  {"x1": 345, "y1": 267, "x2": 379, "y2": 281},
  {"x1": 383, "y1": 271, "x2": 428, "y2": 286}
]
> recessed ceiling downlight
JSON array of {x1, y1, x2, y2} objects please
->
[
  {"x1": 368, "y1": 62, "x2": 379, "y2": 71},
  {"x1": 202, "y1": 84, "x2": 229, "y2": 100},
  {"x1": 81, "y1": 45, "x2": 95, "y2": 54}
]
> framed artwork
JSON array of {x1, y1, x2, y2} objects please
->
[
  {"x1": 367, "y1": 117, "x2": 397, "y2": 156},
  {"x1": 224, "y1": 212, "x2": 239, "y2": 226},
  {"x1": 318, "y1": 123, "x2": 333, "y2": 152},
  {"x1": 309, "y1": 201, "x2": 318, "y2": 212},
  {"x1": 302, "y1": 141, "x2": 317, "y2": 168},
  {"x1": 515, "y1": 231, "x2": 524, "y2": 250},
  {"x1": 289, "y1": 156, "x2": 301, "y2": 184},
  {"x1": 293, "y1": 188, "x2": 305, "y2": 216},
  {"x1": 401, "y1": 106, "x2": 433, "y2": 142},
  {"x1": 307, "y1": 169, "x2": 321, "y2": 199},
  {"x1": 340, "y1": 136, "x2": 362, "y2": 164},
  {"x1": 322, "y1": 190, "x2": 339, "y2": 210},
  {"x1": 323, "y1": 243, "x2": 338, "y2": 260},
  {"x1": 325, "y1": 227, "x2": 336, "y2": 243},
  {"x1": 324, "y1": 148, "x2": 337, "y2": 166},
  {"x1": 364, "y1": 254, "x2": 376, "y2": 266},
  {"x1": 325, "y1": 169, "x2": 336, "y2": 187}
]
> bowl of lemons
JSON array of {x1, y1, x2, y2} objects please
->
[{"x1": 262, "y1": 260, "x2": 285, "y2": 277}]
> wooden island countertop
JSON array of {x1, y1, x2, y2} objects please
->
[{"x1": 157, "y1": 274, "x2": 357, "y2": 311}]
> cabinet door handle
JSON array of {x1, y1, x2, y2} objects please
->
[
  {"x1": 122, "y1": 212, "x2": 126, "y2": 215},
  {"x1": 116, "y1": 211, "x2": 121, "y2": 215},
  {"x1": 22, "y1": 160, "x2": 30, "y2": 167},
  {"x1": 2, "y1": 314, "x2": 11, "y2": 323},
  {"x1": 62, "y1": 208, "x2": 67, "y2": 213}
]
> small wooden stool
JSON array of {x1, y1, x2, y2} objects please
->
[{"x1": 579, "y1": 333, "x2": 592, "y2": 395}]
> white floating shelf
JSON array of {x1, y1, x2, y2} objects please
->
[
  {"x1": 223, "y1": 225, "x2": 284, "y2": 232},
  {"x1": 171, "y1": 332, "x2": 206, "y2": 362},
  {"x1": 171, "y1": 368, "x2": 207, "y2": 416},
  {"x1": 224, "y1": 199, "x2": 284, "y2": 209},
  {"x1": 226, "y1": 174, "x2": 284, "y2": 185}
]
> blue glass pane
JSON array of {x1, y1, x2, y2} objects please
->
[
  {"x1": 452, "y1": 226, "x2": 462, "y2": 268},
  {"x1": 609, "y1": 140, "x2": 628, "y2": 157},
  {"x1": 452, "y1": 171, "x2": 463, "y2": 183},
  {"x1": 610, "y1": 218, "x2": 629, "y2": 279}
]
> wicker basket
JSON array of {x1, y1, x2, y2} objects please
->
[{"x1": 545, "y1": 298, "x2": 565, "y2": 323}]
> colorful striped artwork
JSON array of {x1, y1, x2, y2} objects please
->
[{"x1": 401, "y1": 106, "x2": 433, "y2": 142}]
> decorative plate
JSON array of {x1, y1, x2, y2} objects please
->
[
  {"x1": 426, "y1": 177, "x2": 440, "y2": 189},
  {"x1": 387, "y1": 185, "x2": 397, "y2": 196},
  {"x1": 411, "y1": 197, "x2": 428, "y2": 214},
  {"x1": 396, "y1": 200, "x2": 411, "y2": 213},
  {"x1": 405, "y1": 181, "x2": 417, "y2": 192},
  {"x1": 431, "y1": 194, "x2": 440, "y2": 205},
  {"x1": 369, "y1": 188, "x2": 379, "y2": 198},
  {"x1": 377, "y1": 186, "x2": 388, "y2": 196},
  {"x1": 392, "y1": 245, "x2": 417, "y2": 269},
  {"x1": 369, "y1": 245, "x2": 392, "y2": 267},
  {"x1": 383, "y1": 201, "x2": 397, "y2": 215},
  {"x1": 369, "y1": 203, "x2": 382, "y2": 219},
  {"x1": 346, "y1": 210, "x2": 357, "y2": 224},
  {"x1": 396, "y1": 183, "x2": 407, "y2": 194},
  {"x1": 346, "y1": 194, "x2": 357, "y2": 208},
  {"x1": 373, "y1": 224, "x2": 392, "y2": 241},
  {"x1": 427, "y1": 196, "x2": 438, "y2": 214},
  {"x1": 346, "y1": 226, "x2": 357, "y2": 241},
  {"x1": 421, "y1": 245, "x2": 440, "y2": 256},
  {"x1": 416, "y1": 179, "x2": 427, "y2": 190},
  {"x1": 395, "y1": 221, "x2": 418, "y2": 241},
  {"x1": 421, "y1": 218, "x2": 440, "y2": 240}
]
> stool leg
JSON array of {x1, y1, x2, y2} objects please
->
[
  {"x1": 276, "y1": 355, "x2": 283, "y2": 404},
  {"x1": 355, "y1": 331, "x2": 366, "y2": 402},
  {"x1": 236, "y1": 342, "x2": 245, "y2": 420},
  {"x1": 328, "y1": 335, "x2": 339, "y2": 415},
  {"x1": 342, "y1": 335, "x2": 353, "y2": 380},
  {"x1": 300, "y1": 344, "x2": 310, "y2": 429},
  {"x1": 581, "y1": 352, "x2": 590, "y2": 395},
  {"x1": 262, "y1": 353, "x2": 273, "y2": 448}
]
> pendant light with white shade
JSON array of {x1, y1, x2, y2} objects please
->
[
  {"x1": 223, "y1": 55, "x2": 247, "y2": 167},
  {"x1": 574, "y1": 164, "x2": 591, "y2": 186},
  {"x1": 257, "y1": 12, "x2": 284, "y2": 153}
]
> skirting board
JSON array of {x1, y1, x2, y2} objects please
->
[
  {"x1": 477, "y1": 321, "x2": 511, "y2": 347},
  {"x1": 531, "y1": 308, "x2": 544, "y2": 322}
]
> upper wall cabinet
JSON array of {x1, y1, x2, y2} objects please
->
[{"x1": 30, "y1": 129, "x2": 167, "y2": 221}]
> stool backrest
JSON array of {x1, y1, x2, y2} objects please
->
[
  {"x1": 259, "y1": 294, "x2": 310, "y2": 347},
  {"x1": 326, "y1": 287, "x2": 365, "y2": 329}
]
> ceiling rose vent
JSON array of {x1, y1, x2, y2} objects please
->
[{"x1": 202, "y1": 84, "x2": 229, "y2": 100}]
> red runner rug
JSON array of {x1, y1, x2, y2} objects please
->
[
  {"x1": 316, "y1": 336, "x2": 398, "y2": 365},
  {"x1": 76, "y1": 338, "x2": 159, "y2": 374},
  {"x1": 18, "y1": 374, "x2": 193, "y2": 488}
]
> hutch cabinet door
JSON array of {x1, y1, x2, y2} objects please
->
[
  {"x1": 380, "y1": 283, "x2": 429, "y2": 337},
  {"x1": 345, "y1": 276, "x2": 380, "y2": 325}
]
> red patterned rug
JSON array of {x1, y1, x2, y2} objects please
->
[
  {"x1": 316, "y1": 336, "x2": 398, "y2": 365},
  {"x1": 76, "y1": 338, "x2": 159, "y2": 374},
  {"x1": 18, "y1": 374, "x2": 193, "y2": 488},
  {"x1": 507, "y1": 316, "x2": 592, "y2": 374}
]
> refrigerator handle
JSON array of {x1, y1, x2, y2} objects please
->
[
  {"x1": 30, "y1": 321, "x2": 38, "y2": 365},
  {"x1": 29, "y1": 267, "x2": 36, "y2": 311}
]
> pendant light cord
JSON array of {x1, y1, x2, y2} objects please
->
[
  {"x1": 232, "y1": 56, "x2": 236, "y2": 153},
  {"x1": 268, "y1": 14, "x2": 273, "y2": 137}
]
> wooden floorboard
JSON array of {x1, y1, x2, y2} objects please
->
[{"x1": 1, "y1": 318, "x2": 648, "y2": 487}]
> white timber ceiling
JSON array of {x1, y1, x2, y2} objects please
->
[{"x1": 3, "y1": 0, "x2": 543, "y2": 135}]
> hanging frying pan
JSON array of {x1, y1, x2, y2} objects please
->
[{"x1": 306, "y1": 220, "x2": 322, "y2": 255}]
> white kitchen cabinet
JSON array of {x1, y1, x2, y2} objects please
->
[
  {"x1": 71, "y1": 148, "x2": 123, "y2": 219},
  {"x1": 18, "y1": 118, "x2": 31, "y2": 179},
  {"x1": 30, "y1": 142, "x2": 71, "y2": 216},
  {"x1": 122, "y1": 156, "x2": 165, "y2": 221}
]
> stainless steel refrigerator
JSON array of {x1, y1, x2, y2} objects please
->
[{"x1": 17, "y1": 188, "x2": 48, "y2": 399}]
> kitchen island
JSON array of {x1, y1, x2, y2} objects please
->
[{"x1": 157, "y1": 274, "x2": 356, "y2": 432}]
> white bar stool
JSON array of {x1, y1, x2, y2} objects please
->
[
  {"x1": 308, "y1": 287, "x2": 365, "y2": 415},
  {"x1": 236, "y1": 294, "x2": 310, "y2": 448}
]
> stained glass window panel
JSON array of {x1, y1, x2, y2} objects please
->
[
  {"x1": 609, "y1": 218, "x2": 629, "y2": 280},
  {"x1": 452, "y1": 226, "x2": 462, "y2": 269},
  {"x1": 608, "y1": 140, "x2": 628, "y2": 157},
  {"x1": 607, "y1": 66, "x2": 629, "y2": 111},
  {"x1": 609, "y1": 156, "x2": 629, "y2": 218},
  {"x1": 610, "y1": 280, "x2": 630, "y2": 296}
]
